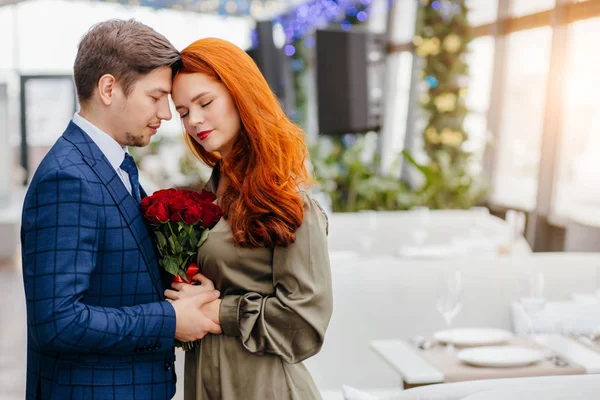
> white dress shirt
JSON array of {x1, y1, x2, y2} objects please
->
[{"x1": 72, "y1": 113, "x2": 133, "y2": 195}]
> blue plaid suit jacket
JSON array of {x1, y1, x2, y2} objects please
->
[{"x1": 21, "y1": 122, "x2": 177, "y2": 399}]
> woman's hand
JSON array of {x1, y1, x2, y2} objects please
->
[
  {"x1": 201, "y1": 299, "x2": 221, "y2": 326},
  {"x1": 164, "y1": 273, "x2": 216, "y2": 301}
]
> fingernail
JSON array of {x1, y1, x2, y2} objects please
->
[{"x1": 213, "y1": 290, "x2": 220, "y2": 297}]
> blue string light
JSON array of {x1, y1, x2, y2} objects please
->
[
  {"x1": 290, "y1": 59, "x2": 305, "y2": 71},
  {"x1": 303, "y1": 35, "x2": 316, "y2": 48},
  {"x1": 278, "y1": 0, "x2": 373, "y2": 55},
  {"x1": 425, "y1": 75, "x2": 439, "y2": 88},
  {"x1": 250, "y1": 29, "x2": 259, "y2": 48},
  {"x1": 284, "y1": 44, "x2": 296, "y2": 56},
  {"x1": 357, "y1": 10, "x2": 368, "y2": 22},
  {"x1": 431, "y1": 0, "x2": 441, "y2": 10}
]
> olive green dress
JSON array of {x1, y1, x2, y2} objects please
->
[{"x1": 183, "y1": 167, "x2": 333, "y2": 400}]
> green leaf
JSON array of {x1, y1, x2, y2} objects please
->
[
  {"x1": 189, "y1": 228, "x2": 199, "y2": 248},
  {"x1": 168, "y1": 236, "x2": 177, "y2": 253},
  {"x1": 178, "y1": 233, "x2": 188, "y2": 247},
  {"x1": 181, "y1": 255, "x2": 193, "y2": 274},
  {"x1": 162, "y1": 256, "x2": 180, "y2": 277},
  {"x1": 177, "y1": 268, "x2": 188, "y2": 283},
  {"x1": 155, "y1": 231, "x2": 167, "y2": 250},
  {"x1": 197, "y1": 228, "x2": 210, "y2": 248}
]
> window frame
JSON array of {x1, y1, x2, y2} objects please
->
[{"x1": 387, "y1": 0, "x2": 599, "y2": 250}]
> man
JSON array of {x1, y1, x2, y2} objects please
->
[{"x1": 20, "y1": 19, "x2": 220, "y2": 399}]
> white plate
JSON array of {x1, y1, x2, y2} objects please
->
[
  {"x1": 458, "y1": 346, "x2": 544, "y2": 368},
  {"x1": 433, "y1": 328, "x2": 513, "y2": 347}
]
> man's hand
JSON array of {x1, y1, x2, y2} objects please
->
[{"x1": 170, "y1": 290, "x2": 222, "y2": 342}]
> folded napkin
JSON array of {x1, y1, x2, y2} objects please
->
[{"x1": 512, "y1": 301, "x2": 600, "y2": 335}]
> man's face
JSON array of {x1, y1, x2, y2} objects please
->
[{"x1": 108, "y1": 67, "x2": 173, "y2": 147}]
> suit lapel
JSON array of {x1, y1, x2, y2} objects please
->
[{"x1": 63, "y1": 122, "x2": 164, "y2": 299}]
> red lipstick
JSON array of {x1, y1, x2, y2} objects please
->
[{"x1": 197, "y1": 129, "x2": 213, "y2": 140}]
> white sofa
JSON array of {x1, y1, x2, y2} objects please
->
[
  {"x1": 327, "y1": 210, "x2": 531, "y2": 258},
  {"x1": 305, "y1": 253, "x2": 600, "y2": 397}
]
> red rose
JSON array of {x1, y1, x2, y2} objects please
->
[
  {"x1": 153, "y1": 188, "x2": 178, "y2": 199},
  {"x1": 145, "y1": 201, "x2": 170, "y2": 223},
  {"x1": 140, "y1": 195, "x2": 153, "y2": 213},
  {"x1": 183, "y1": 203, "x2": 203, "y2": 225},
  {"x1": 169, "y1": 196, "x2": 189, "y2": 223},
  {"x1": 141, "y1": 189, "x2": 177, "y2": 213},
  {"x1": 201, "y1": 202, "x2": 222, "y2": 228},
  {"x1": 192, "y1": 189, "x2": 216, "y2": 203}
]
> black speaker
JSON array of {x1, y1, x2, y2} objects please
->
[
  {"x1": 316, "y1": 29, "x2": 385, "y2": 135},
  {"x1": 246, "y1": 21, "x2": 294, "y2": 115}
]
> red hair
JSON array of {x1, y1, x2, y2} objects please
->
[{"x1": 179, "y1": 38, "x2": 310, "y2": 248}]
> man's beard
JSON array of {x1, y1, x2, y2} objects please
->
[{"x1": 125, "y1": 131, "x2": 147, "y2": 147}]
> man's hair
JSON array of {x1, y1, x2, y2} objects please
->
[{"x1": 74, "y1": 19, "x2": 181, "y2": 103}]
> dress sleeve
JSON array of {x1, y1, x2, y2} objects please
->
[{"x1": 218, "y1": 192, "x2": 333, "y2": 364}]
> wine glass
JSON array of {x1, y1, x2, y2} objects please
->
[
  {"x1": 436, "y1": 270, "x2": 463, "y2": 352},
  {"x1": 518, "y1": 272, "x2": 546, "y2": 336}
]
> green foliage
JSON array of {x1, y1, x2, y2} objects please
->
[
  {"x1": 401, "y1": 0, "x2": 487, "y2": 208},
  {"x1": 300, "y1": 0, "x2": 487, "y2": 211},
  {"x1": 310, "y1": 134, "x2": 415, "y2": 212},
  {"x1": 152, "y1": 221, "x2": 209, "y2": 283},
  {"x1": 402, "y1": 150, "x2": 487, "y2": 209}
]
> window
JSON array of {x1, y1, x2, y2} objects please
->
[
  {"x1": 0, "y1": 6, "x2": 14, "y2": 71},
  {"x1": 22, "y1": 77, "x2": 76, "y2": 180},
  {"x1": 467, "y1": 0, "x2": 499, "y2": 26},
  {"x1": 552, "y1": 18, "x2": 600, "y2": 217},
  {"x1": 490, "y1": 27, "x2": 553, "y2": 210},
  {"x1": 510, "y1": 0, "x2": 556, "y2": 17},
  {"x1": 464, "y1": 36, "x2": 495, "y2": 173}
]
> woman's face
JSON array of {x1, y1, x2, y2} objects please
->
[{"x1": 172, "y1": 72, "x2": 241, "y2": 159}]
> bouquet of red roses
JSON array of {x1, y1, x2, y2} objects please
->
[{"x1": 140, "y1": 188, "x2": 221, "y2": 284}]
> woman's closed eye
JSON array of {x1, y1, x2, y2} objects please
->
[
  {"x1": 179, "y1": 111, "x2": 189, "y2": 119},
  {"x1": 201, "y1": 100, "x2": 213, "y2": 108}
]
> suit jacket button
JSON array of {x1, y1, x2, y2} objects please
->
[{"x1": 164, "y1": 361, "x2": 173, "y2": 371}]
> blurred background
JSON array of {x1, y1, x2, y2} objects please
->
[{"x1": 3, "y1": 1, "x2": 600, "y2": 399}]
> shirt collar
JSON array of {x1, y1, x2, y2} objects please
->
[{"x1": 72, "y1": 112, "x2": 128, "y2": 170}]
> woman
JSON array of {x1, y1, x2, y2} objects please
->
[{"x1": 167, "y1": 37, "x2": 333, "y2": 400}]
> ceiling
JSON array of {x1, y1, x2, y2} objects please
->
[{"x1": 0, "y1": 0, "x2": 308, "y2": 19}]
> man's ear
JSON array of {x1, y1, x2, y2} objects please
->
[{"x1": 97, "y1": 74, "x2": 117, "y2": 106}]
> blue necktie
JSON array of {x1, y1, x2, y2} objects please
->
[{"x1": 120, "y1": 153, "x2": 141, "y2": 203}]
